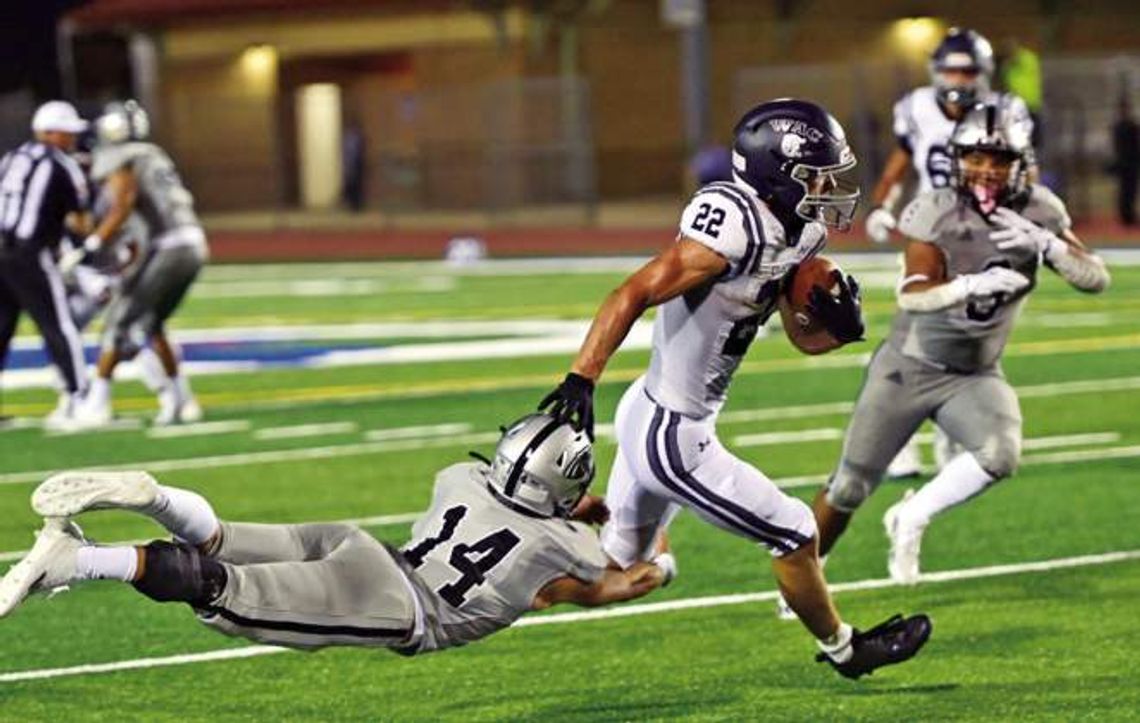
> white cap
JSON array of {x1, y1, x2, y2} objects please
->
[{"x1": 31, "y1": 101, "x2": 89, "y2": 134}]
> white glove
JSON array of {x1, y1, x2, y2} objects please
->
[
  {"x1": 865, "y1": 207, "x2": 897, "y2": 244},
  {"x1": 82, "y1": 234, "x2": 103, "y2": 253},
  {"x1": 57, "y1": 247, "x2": 86, "y2": 276},
  {"x1": 651, "y1": 552, "x2": 677, "y2": 587},
  {"x1": 989, "y1": 207, "x2": 1066, "y2": 259},
  {"x1": 957, "y1": 266, "x2": 1031, "y2": 300}
]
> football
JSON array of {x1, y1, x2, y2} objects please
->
[{"x1": 787, "y1": 255, "x2": 841, "y2": 331}]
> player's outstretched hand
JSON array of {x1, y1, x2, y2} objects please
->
[
  {"x1": 539, "y1": 372, "x2": 596, "y2": 439},
  {"x1": 865, "y1": 207, "x2": 897, "y2": 244},
  {"x1": 569, "y1": 493, "x2": 609, "y2": 525},
  {"x1": 960, "y1": 267, "x2": 1030, "y2": 299},
  {"x1": 816, "y1": 613, "x2": 933, "y2": 680},
  {"x1": 807, "y1": 272, "x2": 865, "y2": 344}
]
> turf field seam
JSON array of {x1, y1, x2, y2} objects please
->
[{"x1": 1, "y1": 548, "x2": 1137, "y2": 684}]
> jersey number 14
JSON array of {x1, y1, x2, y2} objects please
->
[{"x1": 403, "y1": 505, "x2": 521, "y2": 607}]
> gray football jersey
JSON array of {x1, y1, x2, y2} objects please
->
[
  {"x1": 645, "y1": 181, "x2": 829, "y2": 418},
  {"x1": 401, "y1": 462, "x2": 608, "y2": 652},
  {"x1": 890, "y1": 184, "x2": 1070, "y2": 371},
  {"x1": 91, "y1": 142, "x2": 200, "y2": 239}
]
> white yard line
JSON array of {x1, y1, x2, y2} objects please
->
[
  {"x1": 911, "y1": 431, "x2": 1121, "y2": 451},
  {"x1": 253, "y1": 422, "x2": 359, "y2": 441},
  {"x1": 732, "y1": 428, "x2": 845, "y2": 447},
  {"x1": 1, "y1": 548, "x2": 1136, "y2": 684},
  {"x1": 363, "y1": 423, "x2": 472, "y2": 442},
  {"x1": 146, "y1": 421, "x2": 251, "y2": 439}
]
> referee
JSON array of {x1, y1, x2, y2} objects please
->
[{"x1": 0, "y1": 101, "x2": 91, "y2": 429}]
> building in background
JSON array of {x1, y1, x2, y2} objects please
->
[{"x1": 2, "y1": 0, "x2": 1134, "y2": 225}]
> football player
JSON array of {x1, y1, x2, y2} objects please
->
[
  {"x1": 540, "y1": 98, "x2": 932, "y2": 678},
  {"x1": 66, "y1": 100, "x2": 205, "y2": 427},
  {"x1": 866, "y1": 27, "x2": 1034, "y2": 478},
  {"x1": 0, "y1": 415, "x2": 675, "y2": 654},
  {"x1": 814, "y1": 102, "x2": 1109, "y2": 584}
]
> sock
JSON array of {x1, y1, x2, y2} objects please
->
[
  {"x1": 144, "y1": 485, "x2": 220, "y2": 545},
  {"x1": 135, "y1": 347, "x2": 170, "y2": 393},
  {"x1": 175, "y1": 374, "x2": 194, "y2": 400},
  {"x1": 904, "y1": 452, "x2": 996, "y2": 527},
  {"x1": 75, "y1": 546, "x2": 138, "y2": 581},
  {"x1": 818, "y1": 622, "x2": 854, "y2": 663},
  {"x1": 86, "y1": 377, "x2": 111, "y2": 406}
]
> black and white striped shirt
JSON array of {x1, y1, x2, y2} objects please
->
[{"x1": 0, "y1": 141, "x2": 89, "y2": 252}]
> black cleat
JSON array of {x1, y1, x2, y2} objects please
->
[{"x1": 816, "y1": 613, "x2": 932, "y2": 679}]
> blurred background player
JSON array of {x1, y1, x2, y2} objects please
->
[
  {"x1": 815, "y1": 102, "x2": 1110, "y2": 584},
  {"x1": 1, "y1": 415, "x2": 674, "y2": 654},
  {"x1": 68, "y1": 100, "x2": 206, "y2": 427},
  {"x1": 0, "y1": 101, "x2": 91, "y2": 430},
  {"x1": 541, "y1": 99, "x2": 931, "y2": 678},
  {"x1": 863, "y1": 27, "x2": 1035, "y2": 478}
]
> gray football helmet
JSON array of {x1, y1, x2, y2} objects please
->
[
  {"x1": 95, "y1": 100, "x2": 150, "y2": 144},
  {"x1": 950, "y1": 102, "x2": 1032, "y2": 214},
  {"x1": 485, "y1": 413, "x2": 595, "y2": 518}
]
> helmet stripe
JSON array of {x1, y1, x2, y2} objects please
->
[{"x1": 502, "y1": 418, "x2": 564, "y2": 497}]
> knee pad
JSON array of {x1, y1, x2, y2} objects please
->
[
  {"x1": 825, "y1": 467, "x2": 877, "y2": 513},
  {"x1": 974, "y1": 432, "x2": 1021, "y2": 480},
  {"x1": 133, "y1": 540, "x2": 227, "y2": 607}
]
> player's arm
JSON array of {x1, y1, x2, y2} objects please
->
[
  {"x1": 90, "y1": 167, "x2": 138, "y2": 248},
  {"x1": 572, "y1": 239, "x2": 726, "y2": 381},
  {"x1": 871, "y1": 147, "x2": 912, "y2": 208},
  {"x1": 989, "y1": 207, "x2": 1110, "y2": 294},
  {"x1": 531, "y1": 562, "x2": 666, "y2": 610},
  {"x1": 896, "y1": 239, "x2": 1030, "y2": 311},
  {"x1": 539, "y1": 239, "x2": 728, "y2": 435}
]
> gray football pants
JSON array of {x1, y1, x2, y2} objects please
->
[
  {"x1": 825, "y1": 343, "x2": 1023, "y2": 512},
  {"x1": 101, "y1": 243, "x2": 205, "y2": 357},
  {"x1": 198, "y1": 522, "x2": 418, "y2": 651}
]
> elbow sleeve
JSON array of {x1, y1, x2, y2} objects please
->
[{"x1": 1048, "y1": 247, "x2": 1111, "y2": 293}]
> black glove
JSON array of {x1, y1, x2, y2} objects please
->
[
  {"x1": 807, "y1": 272, "x2": 865, "y2": 344},
  {"x1": 539, "y1": 372, "x2": 595, "y2": 440}
]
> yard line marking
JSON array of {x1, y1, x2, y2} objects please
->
[
  {"x1": 720, "y1": 401, "x2": 855, "y2": 425},
  {"x1": 363, "y1": 423, "x2": 472, "y2": 442},
  {"x1": 46, "y1": 418, "x2": 144, "y2": 435},
  {"x1": 1018, "y1": 444, "x2": 1140, "y2": 465},
  {"x1": 910, "y1": 431, "x2": 1121, "y2": 451},
  {"x1": 732, "y1": 428, "x2": 845, "y2": 447},
  {"x1": 253, "y1": 422, "x2": 359, "y2": 441},
  {"x1": 0, "y1": 432, "x2": 503, "y2": 485},
  {"x1": 0, "y1": 548, "x2": 1136, "y2": 684},
  {"x1": 146, "y1": 421, "x2": 251, "y2": 439}
]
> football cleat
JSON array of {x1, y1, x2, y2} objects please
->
[
  {"x1": 0, "y1": 518, "x2": 86, "y2": 617},
  {"x1": 179, "y1": 394, "x2": 204, "y2": 425},
  {"x1": 32, "y1": 470, "x2": 159, "y2": 518},
  {"x1": 43, "y1": 393, "x2": 80, "y2": 433},
  {"x1": 816, "y1": 613, "x2": 933, "y2": 679},
  {"x1": 884, "y1": 489, "x2": 925, "y2": 585}
]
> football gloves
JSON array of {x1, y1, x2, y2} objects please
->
[
  {"x1": 989, "y1": 207, "x2": 1066, "y2": 259},
  {"x1": 865, "y1": 206, "x2": 897, "y2": 244},
  {"x1": 807, "y1": 272, "x2": 865, "y2": 344},
  {"x1": 816, "y1": 613, "x2": 933, "y2": 680},
  {"x1": 539, "y1": 372, "x2": 596, "y2": 440},
  {"x1": 958, "y1": 266, "x2": 1030, "y2": 300}
]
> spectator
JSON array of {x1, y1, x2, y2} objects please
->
[
  {"x1": 342, "y1": 123, "x2": 366, "y2": 212},
  {"x1": 1110, "y1": 97, "x2": 1140, "y2": 226}
]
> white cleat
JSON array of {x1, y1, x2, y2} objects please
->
[
  {"x1": 884, "y1": 489, "x2": 925, "y2": 585},
  {"x1": 178, "y1": 395, "x2": 203, "y2": 424},
  {"x1": 72, "y1": 395, "x2": 113, "y2": 430},
  {"x1": 886, "y1": 439, "x2": 923, "y2": 479},
  {"x1": 32, "y1": 471, "x2": 159, "y2": 518},
  {"x1": 43, "y1": 393, "x2": 80, "y2": 433},
  {"x1": 775, "y1": 591, "x2": 798, "y2": 621},
  {"x1": 0, "y1": 518, "x2": 85, "y2": 617}
]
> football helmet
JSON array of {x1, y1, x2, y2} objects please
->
[
  {"x1": 485, "y1": 413, "x2": 595, "y2": 518},
  {"x1": 95, "y1": 100, "x2": 151, "y2": 144},
  {"x1": 930, "y1": 28, "x2": 995, "y2": 108},
  {"x1": 732, "y1": 98, "x2": 859, "y2": 231},
  {"x1": 949, "y1": 102, "x2": 1032, "y2": 215}
]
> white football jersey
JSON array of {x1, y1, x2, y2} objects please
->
[
  {"x1": 893, "y1": 87, "x2": 1033, "y2": 193},
  {"x1": 644, "y1": 181, "x2": 828, "y2": 418}
]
